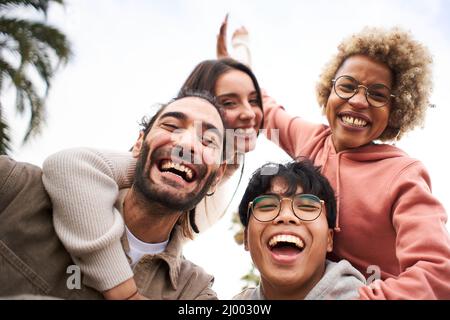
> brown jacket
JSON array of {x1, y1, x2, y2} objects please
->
[
  {"x1": 0, "y1": 156, "x2": 101, "y2": 299},
  {"x1": 0, "y1": 156, "x2": 216, "y2": 299}
]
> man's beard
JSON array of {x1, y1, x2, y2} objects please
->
[{"x1": 133, "y1": 142, "x2": 217, "y2": 212}]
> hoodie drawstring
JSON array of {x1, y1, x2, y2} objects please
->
[{"x1": 334, "y1": 152, "x2": 343, "y2": 232}]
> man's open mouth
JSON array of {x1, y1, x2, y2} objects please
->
[
  {"x1": 158, "y1": 159, "x2": 196, "y2": 183},
  {"x1": 268, "y1": 234, "x2": 305, "y2": 256}
]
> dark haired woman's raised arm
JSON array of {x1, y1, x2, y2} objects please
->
[{"x1": 216, "y1": 14, "x2": 252, "y2": 67}]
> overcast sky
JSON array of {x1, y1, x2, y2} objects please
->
[{"x1": 6, "y1": 0, "x2": 450, "y2": 299}]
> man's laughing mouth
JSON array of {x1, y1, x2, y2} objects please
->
[
  {"x1": 267, "y1": 233, "x2": 306, "y2": 264},
  {"x1": 158, "y1": 159, "x2": 197, "y2": 183}
]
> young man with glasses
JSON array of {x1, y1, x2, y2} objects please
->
[{"x1": 234, "y1": 161, "x2": 365, "y2": 300}]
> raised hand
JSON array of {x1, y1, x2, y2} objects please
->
[
  {"x1": 231, "y1": 26, "x2": 249, "y2": 45},
  {"x1": 216, "y1": 14, "x2": 251, "y2": 66}
]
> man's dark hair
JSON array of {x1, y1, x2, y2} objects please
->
[
  {"x1": 238, "y1": 160, "x2": 337, "y2": 229},
  {"x1": 139, "y1": 90, "x2": 224, "y2": 139}
]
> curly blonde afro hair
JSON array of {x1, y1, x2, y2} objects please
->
[{"x1": 316, "y1": 26, "x2": 433, "y2": 141}]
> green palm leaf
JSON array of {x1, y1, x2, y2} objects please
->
[
  {"x1": 0, "y1": 103, "x2": 10, "y2": 155},
  {"x1": 0, "y1": 17, "x2": 71, "y2": 65},
  {"x1": 0, "y1": 0, "x2": 64, "y2": 16},
  {"x1": 0, "y1": 0, "x2": 70, "y2": 153}
]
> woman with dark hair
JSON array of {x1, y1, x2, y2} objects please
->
[
  {"x1": 180, "y1": 57, "x2": 263, "y2": 157},
  {"x1": 42, "y1": 55, "x2": 264, "y2": 299}
]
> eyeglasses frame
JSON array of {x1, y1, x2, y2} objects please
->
[
  {"x1": 331, "y1": 75, "x2": 396, "y2": 108},
  {"x1": 247, "y1": 193, "x2": 324, "y2": 223}
]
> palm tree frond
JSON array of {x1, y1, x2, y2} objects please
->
[
  {"x1": 19, "y1": 76, "x2": 44, "y2": 141},
  {"x1": 30, "y1": 45, "x2": 52, "y2": 93},
  {"x1": 0, "y1": 103, "x2": 11, "y2": 155},
  {"x1": 0, "y1": 0, "x2": 70, "y2": 151},
  {"x1": 27, "y1": 20, "x2": 72, "y2": 63},
  {"x1": 0, "y1": 17, "x2": 72, "y2": 65},
  {"x1": 15, "y1": 84, "x2": 24, "y2": 112},
  {"x1": 0, "y1": 56, "x2": 45, "y2": 141},
  {"x1": 22, "y1": 86, "x2": 44, "y2": 142},
  {"x1": 0, "y1": 0, "x2": 65, "y2": 16},
  {"x1": 0, "y1": 56, "x2": 24, "y2": 88}
]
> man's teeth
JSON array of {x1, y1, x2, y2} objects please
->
[
  {"x1": 269, "y1": 234, "x2": 304, "y2": 249},
  {"x1": 341, "y1": 116, "x2": 368, "y2": 127},
  {"x1": 161, "y1": 160, "x2": 193, "y2": 180}
]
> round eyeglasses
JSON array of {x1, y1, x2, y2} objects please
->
[
  {"x1": 247, "y1": 193, "x2": 323, "y2": 223},
  {"x1": 332, "y1": 75, "x2": 395, "y2": 108}
]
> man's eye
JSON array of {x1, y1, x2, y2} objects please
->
[
  {"x1": 256, "y1": 204, "x2": 278, "y2": 211},
  {"x1": 297, "y1": 205, "x2": 318, "y2": 211},
  {"x1": 161, "y1": 123, "x2": 178, "y2": 130},
  {"x1": 202, "y1": 136, "x2": 218, "y2": 148}
]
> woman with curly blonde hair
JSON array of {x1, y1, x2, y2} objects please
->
[{"x1": 261, "y1": 26, "x2": 450, "y2": 299}]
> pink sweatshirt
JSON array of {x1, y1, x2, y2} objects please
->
[{"x1": 264, "y1": 103, "x2": 450, "y2": 299}]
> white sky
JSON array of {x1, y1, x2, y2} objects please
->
[{"x1": 5, "y1": 0, "x2": 450, "y2": 299}]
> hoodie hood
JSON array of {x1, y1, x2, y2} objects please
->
[
  {"x1": 304, "y1": 259, "x2": 366, "y2": 300},
  {"x1": 233, "y1": 259, "x2": 366, "y2": 300},
  {"x1": 338, "y1": 141, "x2": 409, "y2": 162},
  {"x1": 319, "y1": 135, "x2": 410, "y2": 232}
]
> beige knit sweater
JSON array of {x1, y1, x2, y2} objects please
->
[{"x1": 42, "y1": 148, "x2": 236, "y2": 291}]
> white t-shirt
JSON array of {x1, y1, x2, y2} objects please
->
[{"x1": 125, "y1": 226, "x2": 168, "y2": 267}]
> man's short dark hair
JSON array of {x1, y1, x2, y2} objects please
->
[
  {"x1": 139, "y1": 90, "x2": 224, "y2": 138},
  {"x1": 238, "y1": 160, "x2": 337, "y2": 229}
]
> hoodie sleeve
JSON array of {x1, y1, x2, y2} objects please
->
[
  {"x1": 262, "y1": 92, "x2": 328, "y2": 158},
  {"x1": 358, "y1": 161, "x2": 450, "y2": 300},
  {"x1": 230, "y1": 29, "x2": 251, "y2": 67},
  {"x1": 42, "y1": 148, "x2": 136, "y2": 292}
]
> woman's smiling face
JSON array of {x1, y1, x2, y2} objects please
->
[
  {"x1": 325, "y1": 55, "x2": 393, "y2": 153},
  {"x1": 215, "y1": 69, "x2": 263, "y2": 153}
]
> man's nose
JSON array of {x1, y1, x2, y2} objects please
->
[
  {"x1": 273, "y1": 200, "x2": 301, "y2": 225},
  {"x1": 173, "y1": 129, "x2": 202, "y2": 163}
]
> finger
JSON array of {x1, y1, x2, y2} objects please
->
[
  {"x1": 217, "y1": 13, "x2": 230, "y2": 58},
  {"x1": 219, "y1": 19, "x2": 228, "y2": 37},
  {"x1": 233, "y1": 26, "x2": 249, "y2": 38},
  {"x1": 220, "y1": 13, "x2": 228, "y2": 31}
]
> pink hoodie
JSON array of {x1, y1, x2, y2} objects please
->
[{"x1": 264, "y1": 102, "x2": 450, "y2": 299}]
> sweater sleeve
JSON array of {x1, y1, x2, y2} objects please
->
[
  {"x1": 359, "y1": 161, "x2": 450, "y2": 299},
  {"x1": 262, "y1": 93, "x2": 327, "y2": 158},
  {"x1": 231, "y1": 31, "x2": 251, "y2": 67},
  {"x1": 42, "y1": 148, "x2": 136, "y2": 292}
]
